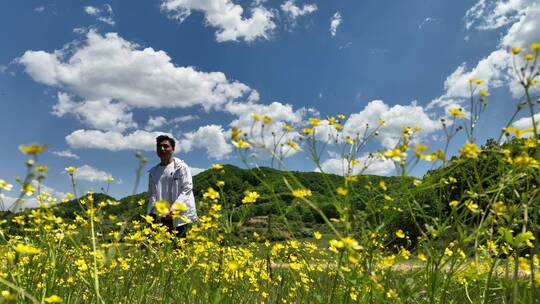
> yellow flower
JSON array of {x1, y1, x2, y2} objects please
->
[
  {"x1": 418, "y1": 253, "x2": 427, "y2": 262},
  {"x1": 309, "y1": 117, "x2": 321, "y2": 127},
  {"x1": 378, "y1": 118, "x2": 386, "y2": 126},
  {"x1": 292, "y1": 188, "x2": 312, "y2": 199},
  {"x1": 449, "y1": 200, "x2": 460, "y2": 208},
  {"x1": 444, "y1": 247, "x2": 453, "y2": 256},
  {"x1": 448, "y1": 107, "x2": 465, "y2": 117},
  {"x1": 231, "y1": 127, "x2": 241, "y2": 140},
  {"x1": 531, "y1": 43, "x2": 540, "y2": 52},
  {"x1": 382, "y1": 255, "x2": 396, "y2": 267},
  {"x1": 287, "y1": 140, "x2": 300, "y2": 151},
  {"x1": 216, "y1": 180, "x2": 225, "y2": 187},
  {"x1": 65, "y1": 166, "x2": 77, "y2": 174},
  {"x1": 313, "y1": 231, "x2": 322, "y2": 240},
  {"x1": 345, "y1": 175, "x2": 358, "y2": 183},
  {"x1": 503, "y1": 127, "x2": 534, "y2": 139},
  {"x1": 459, "y1": 142, "x2": 481, "y2": 159},
  {"x1": 512, "y1": 47, "x2": 521, "y2": 54},
  {"x1": 212, "y1": 164, "x2": 224, "y2": 170},
  {"x1": 44, "y1": 295, "x2": 63, "y2": 303},
  {"x1": 203, "y1": 187, "x2": 220, "y2": 201},
  {"x1": 413, "y1": 179, "x2": 422, "y2": 187},
  {"x1": 379, "y1": 180, "x2": 387, "y2": 191},
  {"x1": 154, "y1": 200, "x2": 170, "y2": 217},
  {"x1": 263, "y1": 116, "x2": 272, "y2": 124},
  {"x1": 103, "y1": 177, "x2": 114, "y2": 182},
  {"x1": 384, "y1": 148, "x2": 404, "y2": 161},
  {"x1": 19, "y1": 143, "x2": 47, "y2": 155},
  {"x1": 345, "y1": 136, "x2": 355, "y2": 145},
  {"x1": 282, "y1": 123, "x2": 294, "y2": 132},
  {"x1": 524, "y1": 54, "x2": 536, "y2": 61},
  {"x1": 232, "y1": 140, "x2": 250, "y2": 148},
  {"x1": 479, "y1": 89, "x2": 490, "y2": 97},
  {"x1": 395, "y1": 229, "x2": 405, "y2": 239},
  {"x1": 342, "y1": 236, "x2": 362, "y2": 250},
  {"x1": 386, "y1": 289, "x2": 398, "y2": 299},
  {"x1": 337, "y1": 114, "x2": 346, "y2": 120},
  {"x1": 302, "y1": 128, "x2": 314, "y2": 135},
  {"x1": 511, "y1": 154, "x2": 540, "y2": 169},
  {"x1": 0, "y1": 179, "x2": 13, "y2": 191},
  {"x1": 251, "y1": 113, "x2": 262, "y2": 121},
  {"x1": 336, "y1": 187, "x2": 348, "y2": 196},
  {"x1": 22, "y1": 183, "x2": 35, "y2": 196},
  {"x1": 242, "y1": 191, "x2": 260, "y2": 204},
  {"x1": 14, "y1": 243, "x2": 42, "y2": 255},
  {"x1": 36, "y1": 166, "x2": 49, "y2": 172},
  {"x1": 465, "y1": 199, "x2": 479, "y2": 213}
]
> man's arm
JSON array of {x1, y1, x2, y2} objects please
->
[{"x1": 172, "y1": 163, "x2": 197, "y2": 220}]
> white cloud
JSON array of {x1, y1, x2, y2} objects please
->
[
  {"x1": 145, "y1": 114, "x2": 199, "y2": 131},
  {"x1": 34, "y1": 6, "x2": 45, "y2": 13},
  {"x1": 429, "y1": 49, "x2": 511, "y2": 109},
  {"x1": 84, "y1": 4, "x2": 115, "y2": 26},
  {"x1": 190, "y1": 167, "x2": 206, "y2": 176},
  {"x1": 344, "y1": 100, "x2": 440, "y2": 148},
  {"x1": 160, "y1": 0, "x2": 276, "y2": 42},
  {"x1": 464, "y1": 0, "x2": 531, "y2": 30},
  {"x1": 171, "y1": 114, "x2": 199, "y2": 124},
  {"x1": 179, "y1": 124, "x2": 232, "y2": 159},
  {"x1": 318, "y1": 154, "x2": 395, "y2": 176},
  {"x1": 145, "y1": 116, "x2": 168, "y2": 131},
  {"x1": 1, "y1": 181, "x2": 66, "y2": 211},
  {"x1": 66, "y1": 129, "x2": 173, "y2": 151},
  {"x1": 68, "y1": 164, "x2": 112, "y2": 182},
  {"x1": 432, "y1": 0, "x2": 540, "y2": 111},
  {"x1": 54, "y1": 92, "x2": 137, "y2": 131},
  {"x1": 330, "y1": 12, "x2": 342, "y2": 37},
  {"x1": 51, "y1": 150, "x2": 80, "y2": 159},
  {"x1": 19, "y1": 31, "x2": 257, "y2": 112},
  {"x1": 281, "y1": 0, "x2": 317, "y2": 20}
]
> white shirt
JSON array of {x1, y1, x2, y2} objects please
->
[{"x1": 147, "y1": 158, "x2": 198, "y2": 226}]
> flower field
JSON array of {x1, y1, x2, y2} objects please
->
[{"x1": 0, "y1": 43, "x2": 539, "y2": 303}]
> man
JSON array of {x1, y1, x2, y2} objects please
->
[{"x1": 147, "y1": 135, "x2": 198, "y2": 237}]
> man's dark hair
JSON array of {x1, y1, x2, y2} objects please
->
[{"x1": 156, "y1": 135, "x2": 175, "y2": 149}]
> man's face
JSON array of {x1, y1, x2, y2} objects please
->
[{"x1": 156, "y1": 140, "x2": 174, "y2": 159}]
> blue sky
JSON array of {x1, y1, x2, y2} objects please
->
[{"x1": 0, "y1": 0, "x2": 539, "y2": 205}]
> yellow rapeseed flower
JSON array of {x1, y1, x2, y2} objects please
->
[
  {"x1": 345, "y1": 175, "x2": 358, "y2": 182},
  {"x1": 309, "y1": 117, "x2": 321, "y2": 127},
  {"x1": 524, "y1": 54, "x2": 535, "y2": 61},
  {"x1": 19, "y1": 143, "x2": 47, "y2": 155},
  {"x1": 395, "y1": 229, "x2": 405, "y2": 239},
  {"x1": 36, "y1": 166, "x2": 48, "y2": 172},
  {"x1": 44, "y1": 295, "x2": 63, "y2": 303},
  {"x1": 302, "y1": 128, "x2": 314, "y2": 135},
  {"x1": 216, "y1": 180, "x2": 225, "y2": 187},
  {"x1": 104, "y1": 177, "x2": 114, "y2": 182},
  {"x1": 154, "y1": 200, "x2": 170, "y2": 217},
  {"x1": 242, "y1": 191, "x2": 260, "y2": 204},
  {"x1": 531, "y1": 43, "x2": 540, "y2": 52},
  {"x1": 292, "y1": 188, "x2": 312, "y2": 199},
  {"x1": 479, "y1": 89, "x2": 490, "y2": 97},
  {"x1": 287, "y1": 140, "x2": 300, "y2": 151},
  {"x1": 263, "y1": 116, "x2": 272, "y2": 124},
  {"x1": 379, "y1": 180, "x2": 387, "y2": 191},
  {"x1": 448, "y1": 107, "x2": 465, "y2": 117},
  {"x1": 337, "y1": 114, "x2": 346, "y2": 120},
  {"x1": 14, "y1": 243, "x2": 42, "y2": 255},
  {"x1": 212, "y1": 163, "x2": 224, "y2": 170},
  {"x1": 313, "y1": 231, "x2": 322, "y2": 240},
  {"x1": 203, "y1": 187, "x2": 220, "y2": 201},
  {"x1": 512, "y1": 47, "x2": 521, "y2": 54},
  {"x1": 251, "y1": 113, "x2": 262, "y2": 121},
  {"x1": 232, "y1": 140, "x2": 250, "y2": 148},
  {"x1": 459, "y1": 142, "x2": 481, "y2": 159},
  {"x1": 282, "y1": 123, "x2": 294, "y2": 132},
  {"x1": 336, "y1": 187, "x2": 348, "y2": 196},
  {"x1": 65, "y1": 166, "x2": 77, "y2": 174},
  {"x1": 0, "y1": 179, "x2": 13, "y2": 191}
]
